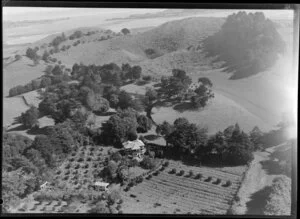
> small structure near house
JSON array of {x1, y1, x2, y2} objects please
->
[
  {"x1": 94, "y1": 181, "x2": 110, "y2": 191},
  {"x1": 122, "y1": 139, "x2": 146, "y2": 159}
]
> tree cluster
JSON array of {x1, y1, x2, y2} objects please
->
[
  {"x1": 203, "y1": 11, "x2": 285, "y2": 79},
  {"x1": 50, "y1": 32, "x2": 67, "y2": 48}
]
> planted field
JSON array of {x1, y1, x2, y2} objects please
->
[
  {"x1": 120, "y1": 160, "x2": 246, "y2": 214},
  {"x1": 11, "y1": 200, "x2": 68, "y2": 213},
  {"x1": 53, "y1": 145, "x2": 116, "y2": 190}
]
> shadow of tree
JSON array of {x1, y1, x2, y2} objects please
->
[
  {"x1": 246, "y1": 186, "x2": 272, "y2": 215},
  {"x1": 143, "y1": 134, "x2": 160, "y2": 141},
  {"x1": 26, "y1": 126, "x2": 48, "y2": 135},
  {"x1": 173, "y1": 102, "x2": 199, "y2": 113},
  {"x1": 260, "y1": 160, "x2": 284, "y2": 176},
  {"x1": 7, "y1": 124, "x2": 27, "y2": 132},
  {"x1": 94, "y1": 111, "x2": 116, "y2": 116}
]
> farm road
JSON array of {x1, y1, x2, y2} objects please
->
[{"x1": 232, "y1": 145, "x2": 282, "y2": 215}]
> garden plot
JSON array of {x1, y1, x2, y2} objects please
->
[
  {"x1": 120, "y1": 160, "x2": 246, "y2": 214},
  {"x1": 54, "y1": 145, "x2": 116, "y2": 190}
]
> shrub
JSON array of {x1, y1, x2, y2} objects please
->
[
  {"x1": 169, "y1": 168, "x2": 176, "y2": 174},
  {"x1": 140, "y1": 156, "x2": 156, "y2": 170},
  {"x1": 195, "y1": 173, "x2": 202, "y2": 179},
  {"x1": 178, "y1": 170, "x2": 184, "y2": 176},
  {"x1": 188, "y1": 170, "x2": 194, "y2": 177},
  {"x1": 213, "y1": 178, "x2": 222, "y2": 185},
  {"x1": 142, "y1": 75, "x2": 152, "y2": 81},
  {"x1": 204, "y1": 176, "x2": 212, "y2": 182},
  {"x1": 163, "y1": 161, "x2": 169, "y2": 167},
  {"x1": 15, "y1": 54, "x2": 22, "y2": 61},
  {"x1": 78, "y1": 157, "x2": 84, "y2": 162},
  {"x1": 223, "y1": 180, "x2": 232, "y2": 187},
  {"x1": 69, "y1": 158, "x2": 75, "y2": 162}
]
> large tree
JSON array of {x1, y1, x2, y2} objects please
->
[{"x1": 19, "y1": 106, "x2": 39, "y2": 129}]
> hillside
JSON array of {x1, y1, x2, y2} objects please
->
[{"x1": 3, "y1": 16, "x2": 294, "y2": 134}]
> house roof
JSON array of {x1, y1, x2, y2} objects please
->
[
  {"x1": 41, "y1": 181, "x2": 48, "y2": 187},
  {"x1": 123, "y1": 139, "x2": 145, "y2": 150},
  {"x1": 94, "y1": 181, "x2": 109, "y2": 187}
]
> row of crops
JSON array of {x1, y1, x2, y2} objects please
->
[{"x1": 120, "y1": 160, "x2": 243, "y2": 214}]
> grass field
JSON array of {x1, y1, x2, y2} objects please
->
[{"x1": 120, "y1": 160, "x2": 246, "y2": 214}]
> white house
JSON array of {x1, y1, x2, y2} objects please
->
[
  {"x1": 122, "y1": 139, "x2": 146, "y2": 158},
  {"x1": 94, "y1": 181, "x2": 110, "y2": 191},
  {"x1": 40, "y1": 181, "x2": 49, "y2": 190}
]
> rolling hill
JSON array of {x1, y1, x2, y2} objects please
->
[{"x1": 3, "y1": 15, "x2": 294, "y2": 135}]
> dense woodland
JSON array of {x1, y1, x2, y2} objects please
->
[{"x1": 203, "y1": 11, "x2": 285, "y2": 79}]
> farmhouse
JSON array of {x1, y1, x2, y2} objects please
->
[
  {"x1": 94, "y1": 181, "x2": 110, "y2": 191},
  {"x1": 122, "y1": 139, "x2": 146, "y2": 159}
]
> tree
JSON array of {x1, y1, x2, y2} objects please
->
[
  {"x1": 203, "y1": 11, "x2": 285, "y2": 79},
  {"x1": 166, "y1": 119, "x2": 208, "y2": 156},
  {"x1": 52, "y1": 65, "x2": 63, "y2": 75},
  {"x1": 137, "y1": 115, "x2": 152, "y2": 133},
  {"x1": 117, "y1": 90, "x2": 133, "y2": 110},
  {"x1": 31, "y1": 135, "x2": 54, "y2": 166},
  {"x1": 101, "y1": 113, "x2": 138, "y2": 147},
  {"x1": 38, "y1": 93, "x2": 58, "y2": 116},
  {"x1": 121, "y1": 28, "x2": 130, "y2": 35},
  {"x1": 40, "y1": 76, "x2": 52, "y2": 88},
  {"x1": 15, "y1": 54, "x2": 22, "y2": 61},
  {"x1": 44, "y1": 65, "x2": 54, "y2": 75},
  {"x1": 89, "y1": 201, "x2": 109, "y2": 213},
  {"x1": 191, "y1": 77, "x2": 214, "y2": 109},
  {"x1": 250, "y1": 126, "x2": 264, "y2": 150},
  {"x1": 26, "y1": 47, "x2": 38, "y2": 60},
  {"x1": 19, "y1": 106, "x2": 39, "y2": 129},
  {"x1": 31, "y1": 79, "x2": 41, "y2": 90},
  {"x1": 42, "y1": 50, "x2": 50, "y2": 62},
  {"x1": 143, "y1": 87, "x2": 158, "y2": 122},
  {"x1": 156, "y1": 121, "x2": 173, "y2": 137},
  {"x1": 86, "y1": 91, "x2": 110, "y2": 113},
  {"x1": 132, "y1": 65, "x2": 142, "y2": 80}
]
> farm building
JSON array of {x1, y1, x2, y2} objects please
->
[
  {"x1": 40, "y1": 181, "x2": 49, "y2": 190},
  {"x1": 122, "y1": 139, "x2": 146, "y2": 158},
  {"x1": 94, "y1": 181, "x2": 110, "y2": 191}
]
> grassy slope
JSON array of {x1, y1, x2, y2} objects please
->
[{"x1": 3, "y1": 17, "x2": 294, "y2": 136}]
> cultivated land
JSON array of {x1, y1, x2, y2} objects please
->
[
  {"x1": 121, "y1": 160, "x2": 246, "y2": 214},
  {"x1": 2, "y1": 12, "x2": 294, "y2": 215}
]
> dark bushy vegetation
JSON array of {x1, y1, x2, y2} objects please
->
[
  {"x1": 18, "y1": 106, "x2": 39, "y2": 129},
  {"x1": 203, "y1": 11, "x2": 285, "y2": 79}
]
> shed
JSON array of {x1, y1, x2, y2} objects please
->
[{"x1": 94, "y1": 181, "x2": 110, "y2": 191}]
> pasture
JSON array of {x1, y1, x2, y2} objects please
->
[{"x1": 120, "y1": 160, "x2": 246, "y2": 214}]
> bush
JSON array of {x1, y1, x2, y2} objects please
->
[
  {"x1": 15, "y1": 54, "x2": 22, "y2": 61},
  {"x1": 213, "y1": 178, "x2": 222, "y2": 185},
  {"x1": 223, "y1": 180, "x2": 232, "y2": 187},
  {"x1": 163, "y1": 161, "x2": 169, "y2": 167},
  {"x1": 205, "y1": 176, "x2": 212, "y2": 182},
  {"x1": 140, "y1": 156, "x2": 156, "y2": 170},
  {"x1": 194, "y1": 173, "x2": 202, "y2": 179},
  {"x1": 178, "y1": 170, "x2": 184, "y2": 176},
  {"x1": 188, "y1": 170, "x2": 194, "y2": 177},
  {"x1": 142, "y1": 75, "x2": 152, "y2": 81},
  {"x1": 169, "y1": 168, "x2": 176, "y2": 174}
]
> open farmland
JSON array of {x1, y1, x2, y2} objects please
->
[{"x1": 120, "y1": 160, "x2": 246, "y2": 214}]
